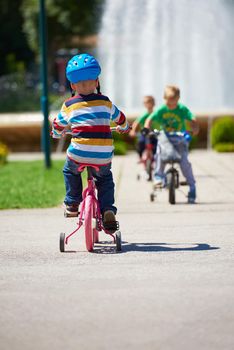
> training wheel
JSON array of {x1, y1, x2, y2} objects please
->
[
  {"x1": 60, "y1": 232, "x2": 65, "y2": 252},
  {"x1": 115, "y1": 231, "x2": 122, "y2": 252}
]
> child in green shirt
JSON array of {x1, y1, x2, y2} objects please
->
[
  {"x1": 130, "y1": 95, "x2": 157, "y2": 158},
  {"x1": 144, "y1": 85, "x2": 199, "y2": 203}
]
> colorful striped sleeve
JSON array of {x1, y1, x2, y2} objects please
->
[
  {"x1": 52, "y1": 103, "x2": 70, "y2": 137},
  {"x1": 111, "y1": 103, "x2": 128, "y2": 130}
]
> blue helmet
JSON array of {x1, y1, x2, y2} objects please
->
[{"x1": 66, "y1": 53, "x2": 101, "y2": 83}]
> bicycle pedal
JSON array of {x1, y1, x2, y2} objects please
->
[
  {"x1": 64, "y1": 211, "x2": 80, "y2": 218},
  {"x1": 180, "y1": 181, "x2": 188, "y2": 186},
  {"x1": 153, "y1": 183, "x2": 163, "y2": 190}
]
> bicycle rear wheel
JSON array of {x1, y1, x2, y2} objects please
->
[{"x1": 84, "y1": 195, "x2": 94, "y2": 252}]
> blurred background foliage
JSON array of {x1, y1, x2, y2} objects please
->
[
  {"x1": 0, "y1": 0, "x2": 104, "y2": 112},
  {"x1": 211, "y1": 117, "x2": 234, "y2": 152},
  {"x1": 21, "y1": 0, "x2": 104, "y2": 54}
]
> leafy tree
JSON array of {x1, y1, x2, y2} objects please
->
[
  {"x1": 0, "y1": 0, "x2": 34, "y2": 75},
  {"x1": 21, "y1": 0, "x2": 105, "y2": 54},
  {"x1": 0, "y1": 0, "x2": 104, "y2": 76}
]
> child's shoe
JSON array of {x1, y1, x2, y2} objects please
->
[
  {"x1": 188, "y1": 188, "x2": 196, "y2": 204},
  {"x1": 144, "y1": 170, "x2": 152, "y2": 181},
  {"x1": 64, "y1": 203, "x2": 79, "y2": 217},
  {"x1": 103, "y1": 210, "x2": 119, "y2": 233},
  {"x1": 153, "y1": 176, "x2": 163, "y2": 189}
]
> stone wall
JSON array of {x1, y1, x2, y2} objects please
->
[{"x1": 0, "y1": 112, "x2": 234, "y2": 152}]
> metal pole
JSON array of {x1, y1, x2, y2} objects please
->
[{"x1": 39, "y1": 0, "x2": 51, "y2": 168}]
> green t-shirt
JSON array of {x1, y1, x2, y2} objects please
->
[
  {"x1": 149, "y1": 103, "x2": 195, "y2": 132},
  {"x1": 137, "y1": 112, "x2": 160, "y2": 130}
]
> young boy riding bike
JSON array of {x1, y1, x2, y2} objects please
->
[
  {"x1": 52, "y1": 53, "x2": 130, "y2": 231},
  {"x1": 143, "y1": 85, "x2": 199, "y2": 204},
  {"x1": 129, "y1": 95, "x2": 157, "y2": 159}
]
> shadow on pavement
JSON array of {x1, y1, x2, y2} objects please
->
[
  {"x1": 194, "y1": 202, "x2": 234, "y2": 205},
  {"x1": 92, "y1": 242, "x2": 219, "y2": 254},
  {"x1": 122, "y1": 242, "x2": 219, "y2": 253}
]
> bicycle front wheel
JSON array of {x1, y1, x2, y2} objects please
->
[
  {"x1": 93, "y1": 201, "x2": 99, "y2": 243},
  {"x1": 168, "y1": 172, "x2": 176, "y2": 204},
  {"x1": 84, "y1": 195, "x2": 94, "y2": 252}
]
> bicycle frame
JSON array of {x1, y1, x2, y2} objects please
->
[{"x1": 64, "y1": 165, "x2": 116, "y2": 246}]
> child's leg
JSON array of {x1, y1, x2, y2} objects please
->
[
  {"x1": 151, "y1": 137, "x2": 158, "y2": 155},
  {"x1": 177, "y1": 142, "x2": 196, "y2": 190},
  {"x1": 91, "y1": 163, "x2": 117, "y2": 215},
  {"x1": 153, "y1": 144, "x2": 165, "y2": 180},
  {"x1": 63, "y1": 158, "x2": 83, "y2": 206},
  {"x1": 137, "y1": 134, "x2": 146, "y2": 159}
]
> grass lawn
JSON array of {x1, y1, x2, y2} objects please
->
[{"x1": 0, "y1": 160, "x2": 85, "y2": 209}]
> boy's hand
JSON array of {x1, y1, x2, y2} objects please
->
[
  {"x1": 50, "y1": 130, "x2": 61, "y2": 139},
  {"x1": 116, "y1": 124, "x2": 131, "y2": 134},
  {"x1": 190, "y1": 120, "x2": 199, "y2": 136},
  {"x1": 129, "y1": 129, "x2": 136, "y2": 137}
]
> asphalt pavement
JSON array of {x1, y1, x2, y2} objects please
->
[{"x1": 0, "y1": 150, "x2": 234, "y2": 350}]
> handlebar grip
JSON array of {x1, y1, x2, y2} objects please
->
[{"x1": 141, "y1": 127, "x2": 150, "y2": 136}]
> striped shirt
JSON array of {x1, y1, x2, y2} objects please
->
[{"x1": 52, "y1": 93, "x2": 128, "y2": 165}]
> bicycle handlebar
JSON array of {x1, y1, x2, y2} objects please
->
[
  {"x1": 141, "y1": 128, "x2": 192, "y2": 141},
  {"x1": 153, "y1": 128, "x2": 191, "y2": 136},
  {"x1": 66, "y1": 127, "x2": 118, "y2": 135},
  {"x1": 52, "y1": 127, "x2": 118, "y2": 138}
]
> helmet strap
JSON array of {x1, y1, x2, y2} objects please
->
[{"x1": 97, "y1": 80, "x2": 101, "y2": 94}]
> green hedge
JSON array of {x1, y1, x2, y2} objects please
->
[
  {"x1": 114, "y1": 140, "x2": 127, "y2": 155},
  {"x1": 211, "y1": 117, "x2": 234, "y2": 147},
  {"x1": 214, "y1": 143, "x2": 234, "y2": 152}
]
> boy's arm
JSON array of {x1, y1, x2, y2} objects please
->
[
  {"x1": 143, "y1": 110, "x2": 158, "y2": 129},
  {"x1": 187, "y1": 119, "x2": 199, "y2": 135},
  {"x1": 111, "y1": 104, "x2": 130, "y2": 133},
  {"x1": 52, "y1": 103, "x2": 69, "y2": 138},
  {"x1": 184, "y1": 107, "x2": 199, "y2": 135},
  {"x1": 129, "y1": 119, "x2": 140, "y2": 137},
  {"x1": 144, "y1": 117, "x2": 152, "y2": 129}
]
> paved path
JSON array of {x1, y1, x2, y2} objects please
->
[{"x1": 1, "y1": 150, "x2": 234, "y2": 350}]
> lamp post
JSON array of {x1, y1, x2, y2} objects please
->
[{"x1": 39, "y1": 0, "x2": 51, "y2": 168}]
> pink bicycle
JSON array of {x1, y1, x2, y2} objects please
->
[
  {"x1": 60, "y1": 164, "x2": 122, "y2": 252},
  {"x1": 59, "y1": 131, "x2": 122, "y2": 253}
]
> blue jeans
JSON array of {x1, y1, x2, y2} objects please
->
[{"x1": 63, "y1": 157, "x2": 117, "y2": 215}]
